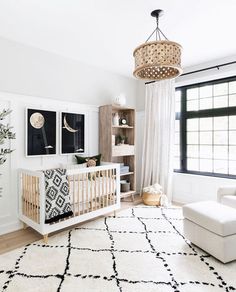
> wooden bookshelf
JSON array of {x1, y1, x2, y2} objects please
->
[{"x1": 99, "y1": 105, "x2": 136, "y2": 200}]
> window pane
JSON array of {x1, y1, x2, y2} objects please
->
[
  {"x1": 199, "y1": 85, "x2": 212, "y2": 98},
  {"x1": 187, "y1": 119, "x2": 199, "y2": 131},
  {"x1": 229, "y1": 160, "x2": 236, "y2": 175},
  {"x1": 187, "y1": 100, "x2": 199, "y2": 111},
  {"x1": 200, "y1": 159, "x2": 213, "y2": 172},
  {"x1": 229, "y1": 81, "x2": 236, "y2": 94},
  {"x1": 213, "y1": 95, "x2": 228, "y2": 108},
  {"x1": 214, "y1": 116, "x2": 228, "y2": 130},
  {"x1": 200, "y1": 145, "x2": 212, "y2": 159},
  {"x1": 214, "y1": 160, "x2": 228, "y2": 174},
  {"x1": 200, "y1": 131, "x2": 212, "y2": 144},
  {"x1": 214, "y1": 131, "x2": 228, "y2": 145},
  {"x1": 187, "y1": 145, "x2": 199, "y2": 158},
  {"x1": 200, "y1": 98, "x2": 212, "y2": 110},
  {"x1": 229, "y1": 94, "x2": 236, "y2": 107},
  {"x1": 229, "y1": 131, "x2": 236, "y2": 145},
  {"x1": 200, "y1": 118, "x2": 213, "y2": 131},
  {"x1": 214, "y1": 83, "x2": 228, "y2": 96},
  {"x1": 229, "y1": 146, "x2": 236, "y2": 160},
  {"x1": 214, "y1": 146, "x2": 228, "y2": 159},
  {"x1": 188, "y1": 158, "x2": 199, "y2": 171},
  {"x1": 187, "y1": 88, "x2": 198, "y2": 100},
  {"x1": 187, "y1": 132, "x2": 198, "y2": 144},
  {"x1": 229, "y1": 116, "x2": 236, "y2": 130}
]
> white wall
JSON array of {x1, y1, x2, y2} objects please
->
[{"x1": 0, "y1": 37, "x2": 137, "y2": 107}]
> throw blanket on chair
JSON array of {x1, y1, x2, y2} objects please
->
[{"x1": 44, "y1": 168, "x2": 73, "y2": 223}]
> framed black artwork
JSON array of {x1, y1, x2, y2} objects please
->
[
  {"x1": 61, "y1": 112, "x2": 85, "y2": 154},
  {"x1": 26, "y1": 108, "x2": 56, "y2": 156}
]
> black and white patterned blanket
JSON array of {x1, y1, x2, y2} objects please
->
[{"x1": 43, "y1": 168, "x2": 73, "y2": 223}]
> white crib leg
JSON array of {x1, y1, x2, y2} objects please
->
[
  {"x1": 23, "y1": 222, "x2": 28, "y2": 230},
  {"x1": 43, "y1": 234, "x2": 48, "y2": 244},
  {"x1": 114, "y1": 211, "x2": 116, "y2": 217}
]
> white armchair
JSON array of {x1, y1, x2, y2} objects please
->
[{"x1": 217, "y1": 186, "x2": 236, "y2": 209}]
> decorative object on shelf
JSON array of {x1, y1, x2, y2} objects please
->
[
  {"x1": 120, "y1": 180, "x2": 130, "y2": 192},
  {"x1": 120, "y1": 116, "x2": 128, "y2": 126},
  {"x1": 0, "y1": 109, "x2": 15, "y2": 165},
  {"x1": 142, "y1": 183, "x2": 168, "y2": 206},
  {"x1": 118, "y1": 134, "x2": 126, "y2": 145},
  {"x1": 120, "y1": 164, "x2": 130, "y2": 174},
  {"x1": 133, "y1": 9, "x2": 182, "y2": 81},
  {"x1": 26, "y1": 108, "x2": 56, "y2": 156},
  {"x1": 61, "y1": 112, "x2": 85, "y2": 154},
  {"x1": 112, "y1": 112, "x2": 120, "y2": 126},
  {"x1": 113, "y1": 93, "x2": 126, "y2": 107}
]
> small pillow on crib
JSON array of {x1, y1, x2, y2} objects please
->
[{"x1": 75, "y1": 154, "x2": 102, "y2": 166}]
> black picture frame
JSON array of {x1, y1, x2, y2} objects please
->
[
  {"x1": 61, "y1": 112, "x2": 85, "y2": 154},
  {"x1": 26, "y1": 108, "x2": 57, "y2": 156}
]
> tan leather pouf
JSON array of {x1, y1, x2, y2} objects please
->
[{"x1": 142, "y1": 192, "x2": 161, "y2": 206}]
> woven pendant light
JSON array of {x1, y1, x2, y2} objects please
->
[{"x1": 133, "y1": 9, "x2": 182, "y2": 81}]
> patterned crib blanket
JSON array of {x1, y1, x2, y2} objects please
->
[{"x1": 43, "y1": 168, "x2": 73, "y2": 223}]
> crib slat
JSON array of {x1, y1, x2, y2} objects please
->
[
  {"x1": 82, "y1": 173, "x2": 85, "y2": 214},
  {"x1": 77, "y1": 174, "x2": 80, "y2": 216},
  {"x1": 36, "y1": 177, "x2": 40, "y2": 223},
  {"x1": 102, "y1": 171, "x2": 105, "y2": 207},
  {"x1": 72, "y1": 175, "x2": 75, "y2": 217},
  {"x1": 26, "y1": 174, "x2": 29, "y2": 217},
  {"x1": 98, "y1": 170, "x2": 101, "y2": 209},
  {"x1": 34, "y1": 176, "x2": 37, "y2": 221},
  {"x1": 32, "y1": 176, "x2": 35, "y2": 221},
  {"x1": 112, "y1": 168, "x2": 115, "y2": 204},
  {"x1": 94, "y1": 173, "x2": 97, "y2": 210},
  {"x1": 86, "y1": 173, "x2": 89, "y2": 211},
  {"x1": 30, "y1": 175, "x2": 32, "y2": 220},
  {"x1": 109, "y1": 169, "x2": 111, "y2": 206},
  {"x1": 107, "y1": 170, "x2": 109, "y2": 206},
  {"x1": 91, "y1": 174, "x2": 94, "y2": 211}
]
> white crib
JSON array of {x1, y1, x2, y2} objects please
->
[{"x1": 18, "y1": 163, "x2": 120, "y2": 242}]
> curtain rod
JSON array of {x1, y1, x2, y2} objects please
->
[{"x1": 145, "y1": 61, "x2": 236, "y2": 85}]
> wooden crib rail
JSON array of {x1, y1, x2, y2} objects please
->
[
  {"x1": 67, "y1": 166, "x2": 119, "y2": 217},
  {"x1": 18, "y1": 169, "x2": 44, "y2": 225}
]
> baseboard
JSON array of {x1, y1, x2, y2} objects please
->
[{"x1": 0, "y1": 221, "x2": 22, "y2": 236}]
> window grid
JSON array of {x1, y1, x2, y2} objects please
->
[{"x1": 175, "y1": 75, "x2": 236, "y2": 179}]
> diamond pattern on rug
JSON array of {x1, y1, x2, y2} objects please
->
[{"x1": 0, "y1": 205, "x2": 236, "y2": 292}]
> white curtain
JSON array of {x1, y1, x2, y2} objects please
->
[{"x1": 141, "y1": 80, "x2": 175, "y2": 201}]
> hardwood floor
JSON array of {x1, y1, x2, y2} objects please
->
[{"x1": 0, "y1": 195, "x2": 142, "y2": 255}]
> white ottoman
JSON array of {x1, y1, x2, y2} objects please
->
[{"x1": 183, "y1": 201, "x2": 236, "y2": 263}]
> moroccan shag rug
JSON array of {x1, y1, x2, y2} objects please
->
[{"x1": 0, "y1": 206, "x2": 236, "y2": 292}]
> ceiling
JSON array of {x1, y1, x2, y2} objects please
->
[{"x1": 0, "y1": 0, "x2": 235, "y2": 78}]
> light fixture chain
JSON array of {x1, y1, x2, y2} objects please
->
[
  {"x1": 156, "y1": 17, "x2": 161, "y2": 41},
  {"x1": 158, "y1": 27, "x2": 169, "y2": 41},
  {"x1": 145, "y1": 27, "x2": 159, "y2": 43}
]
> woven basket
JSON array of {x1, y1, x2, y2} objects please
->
[{"x1": 142, "y1": 192, "x2": 161, "y2": 206}]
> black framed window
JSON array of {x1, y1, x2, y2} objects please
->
[{"x1": 174, "y1": 76, "x2": 236, "y2": 179}]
